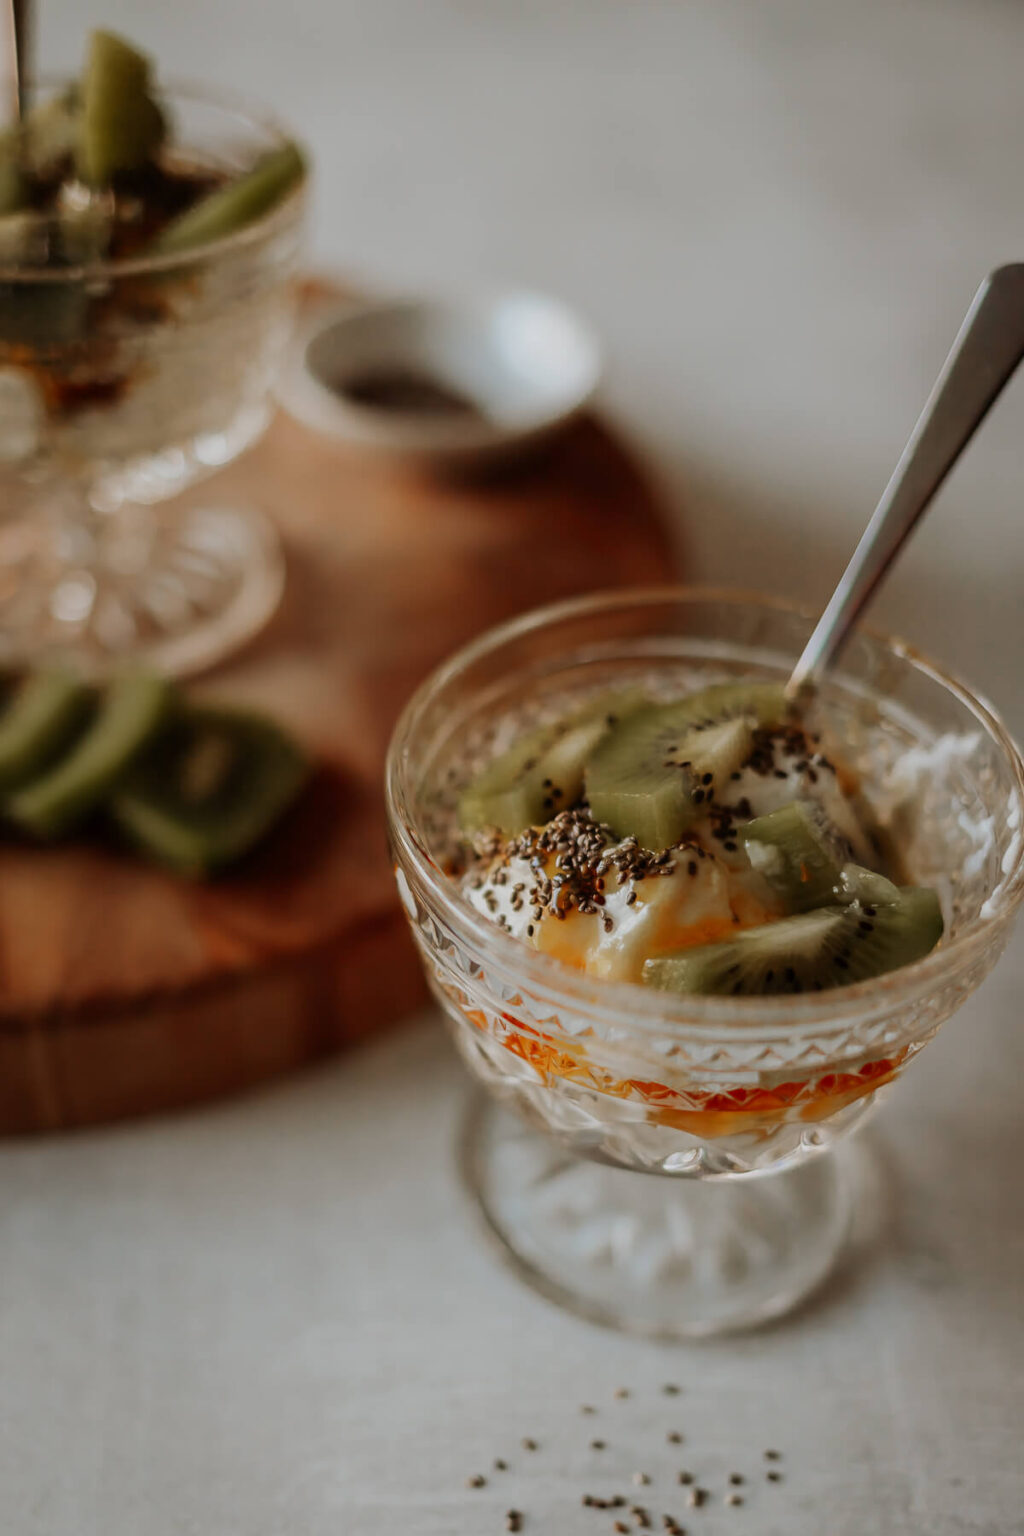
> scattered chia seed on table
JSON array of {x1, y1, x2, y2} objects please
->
[{"x1": 461, "y1": 1385, "x2": 792, "y2": 1531}]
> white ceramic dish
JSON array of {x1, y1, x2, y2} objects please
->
[{"x1": 278, "y1": 291, "x2": 602, "y2": 465}]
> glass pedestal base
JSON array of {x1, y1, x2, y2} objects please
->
[
  {"x1": 0, "y1": 499, "x2": 284, "y2": 676},
  {"x1": 459, "y1": 1094, "x2": 853, "y2": 1339}
]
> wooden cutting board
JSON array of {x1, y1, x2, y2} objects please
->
[{"x1": 0, "y1": 295, "x2": 679, "y2": 1133}]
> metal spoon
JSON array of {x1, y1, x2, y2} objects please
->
[
  {"x1": 2, "y1": 0, "x2": 30, "y2": 121},
  {"x1": 786, "y1": 263, "x2": 1024, "y2": 701}
]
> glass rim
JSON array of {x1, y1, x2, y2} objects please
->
[
  {"x1": 0, "y1": 75, "x2": 307, "y2": 285},
  {"x1": 385, "y1": 585, "x2": 1024, "y2": 1039}
]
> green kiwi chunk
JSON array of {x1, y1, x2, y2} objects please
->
[
  {"x1": 0, "y1": 88, "x2": 80, "y2": 222},
  {"x1": 0, "y1": 155, "x2": 26, "y2": 216},
  {"x1": 152, "y1": 141, "x2": 305, "y2": 256},
  {"x1": 8, "y1": 669, "x2": 174, "y2": 839},
  {"x1": 665, "y1": 681, "x2": 787, "y2": 729},
  {"x1": 22, "y1": 89, "x2": 81, "y2": 179},
  {"x1": 585, "y1": 704, "x2": 755, "y2": 850},
  {"x1": 76, "y1": 30, "x2": 166, "y2": 186},
  {"x1": 0, "y1": 668, "x2": 93, "y2": 791},
  {"x1": 458, "y1": 689, "x2": 646, "y2": 837},
  {"x1": 740, "y1": 800, "x2": 846, "y2": 911},
  {"x1": 111, "y1": 706, "x2": 309, "y2": 876},
  {"x1": 835, "y1": 862, "x2": 901, "y2": 907},
  {"x1": 642, "y1": 885, "x2": 943, "y2": 996}
]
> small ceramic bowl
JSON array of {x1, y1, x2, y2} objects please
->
[{"x1": 279, "y1": 290, "x2": 602, "y2": 466}]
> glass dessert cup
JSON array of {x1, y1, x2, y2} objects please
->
[
  {"x1": 0, "y1": 81, "x2": 306, "y2": 675},
  {"x1": 385, "y1": 589, "x2": 1024, "y2": 1338}
]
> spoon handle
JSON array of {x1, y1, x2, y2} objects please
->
[
  {"x1": 786, "y1": 263, "x2": 1024, "y2": 699},
  {"x1": 3, "y1": 0, "x2": 29, "y2": 119}
]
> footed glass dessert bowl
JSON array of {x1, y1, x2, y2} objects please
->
[
  {"x1": 385, "y1": 590, "x2": 1024, "y2": 1337},
  {"x1": 0, "y1": 62, "x2": 306, "y2": 674}
]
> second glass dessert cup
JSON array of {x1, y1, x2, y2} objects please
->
[
  {"x1": 386, "y1": 590, "x2": 1024, "y2": 1337},
  {"x1": 0, "y1": 82, "x2": 306, "y2": 675}
]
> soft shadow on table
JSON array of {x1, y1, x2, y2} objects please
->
[{"x1": 772, "y1": 1126, "x2": 904, "y2": 1334}]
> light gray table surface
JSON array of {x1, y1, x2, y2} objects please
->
[{"x1": 6, "y1": 2, "x2": 1023, "y2": 1532}]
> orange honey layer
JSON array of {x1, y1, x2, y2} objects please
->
[{"x1": 462, "y1": 1005, "x2": 903, "y2": 1140}]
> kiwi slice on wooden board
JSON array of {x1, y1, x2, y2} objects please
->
[
  {"x1": 8, "y1": 669, "x2": 174, "y2": 839},
  {"x1": 585, "y1": 702, "x2": 761, "y2": 851},
  {"x1": 152, "y1": 141, "x2": 305, "y2": 256},
  {"x1": 740, "y1": 800, "x2": 847, "y2": 911},
  {"x1": 76, "y1": 30, "x2": 165, "y2": 186},
  {"x1": 457, "y1": 688, "x2": 647, "y2": 838},
  {"x1": 111, "y1": 706, "x2": 309, "y2": 877},
  {"x1": 642, "y1": 885, "x2": 943, "y2": 997},
  {"x1": 0, "y1": 668, "x2": 93, "y2": 792}
]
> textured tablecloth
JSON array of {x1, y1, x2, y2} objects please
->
[{"x1": 6, "y1": 1, "x2": 1023, "y2": 1531}]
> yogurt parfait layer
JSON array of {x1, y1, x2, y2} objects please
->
[{"x1": 456, "y1": 681, "x2": 942, "y2": 996}]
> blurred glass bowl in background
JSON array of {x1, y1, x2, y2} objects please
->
[{"x1": 0, "y1": 80, "x2": 307, "y2": 675}]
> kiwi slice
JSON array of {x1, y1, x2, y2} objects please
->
[
  {"x1": 111, "y1": 706, "x2": 309, "y2": 876},
  {"x1": 642, "y1": 885, "x2": 943, "y2": 996},
  {"x1": 0, "y1": 668, "x2": 93, "y2": 791},
  {"x1": 0, "y1": 155, "x2": 26, "y2": 217},
  {"x1": 8, "y1": 669, "x2": 174, "y2": 839},
  {"x1": 152, "y1": 141, "x2": 305, "y2": 256},
  {"x1": 585, "y1": 702, "x2": 757, "y2": 850},
  {"x1": 665, "y1": 681, "x2": 787, "y2": 729},
  {"x1": 76, "y1": 30, "x2": 165, "y2": 186},
  {"x1": 22, "y1": 89, "x2": 81, "y2": 180},
  {"x1": 458, "y1": 689, "x2": 646, "y2": 837},
  {"x1": 740, "y1": 800, "x2": 847, "y2": 911},
  {"x1": 0, "y1": 89, "x2": 80, "y2": 222},
  {"x1": 834, "y1": 862, "x2": 901, "y2": 906}
]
